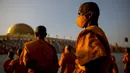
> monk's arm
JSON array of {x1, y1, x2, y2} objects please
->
[
  {"x1": 59, "y1": 54, "x2": 65, "y2": 66},
  {"x1": 19, "y1": 45, "x2": 29, "y2": 66},
  {"x1": 8, "y1": 60, "x2": 15, "y2": 73},
  {"x1": 59, "y1": 54, "x2": 66, "y2": 73},
  {"x1": 76, "y1": 32, "x2": 106, "y2": 65}
]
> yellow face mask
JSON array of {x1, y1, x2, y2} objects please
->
[{"x1": 76, "y1": 15, "x2": 87, "y2": 28}]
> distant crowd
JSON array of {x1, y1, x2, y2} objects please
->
[
  {"x1": 0, "y1": 38, "x2": 75, "y2": 54},
  {"x1": 0, "y1": 39, "x2": 32, "y2": 54}
]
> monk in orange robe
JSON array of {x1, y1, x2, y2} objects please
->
[
  {"x1": 122, "y1": 48, "x2": 130, "y2": 73},
  {"x1": 3, "y1": 51, "x2": 14, "y2": 73},
  {"x1": 20, "y1": 25, "x2": 59, "y2": 73},
  {"x1": 8, "y1": 49, "x2": 28, "y2": 73},
  {"x1": 108, "y1": 55, "x2": 119, "y2": 73},
  {"x1": 59, "y1": 45, "x2": 76, "y2": 73},
  {"x1": 73, "y1": 59, "x2": 86, "y2": 73},
  {"x1": 75, "y1": 2, "x2": 111, "y2": 73}
]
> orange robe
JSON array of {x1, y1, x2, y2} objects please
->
[
  {"x1": 108, "y1": 55, "x2": 119, "y2": 73},
  {"x1": 73, "y1": 59, "x2": 86, "y2": 73},
  {"x1": 8, "y1": 57, "x2": 28, "y2": 73},
  {"x1": 20, "y1": 39, "x2": 59, "y2": 73},
  {"x1": 59, "y1": 52, "x2": 76, "y2": 73},
  {"x1": 76, "y1": 25, "x2": 111, "y2": 73},
  {"x1": 122, "y1": 54, "x2": 130, "y2": 73},
  {"x1": 3, "y1": 59, "x2": 12, "y2": 73}
]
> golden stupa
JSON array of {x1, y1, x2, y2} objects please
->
[{"x1": 7, "y1": 23, "x2": 34, "y2": 36}]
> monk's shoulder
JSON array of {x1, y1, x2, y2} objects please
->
[
  {"x1": 46, "y1": 41, "x2": 56, "y2": 50},
  {"x1": 65, "y1": 53, "x2": 76, "y2": 57},
  {"x1": 11, "y1": 58, "x2": 19, "y2": 64},
  {"x1": 63, "y1": 53, "x2": 70, "y2": 57},
  {"x1": 24, "y1": 40, "x2": 38, "y2": 46}
]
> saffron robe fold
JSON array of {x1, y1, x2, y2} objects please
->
[
  {"x1": 8, "y1": 58, "x2": 28, "y2": 73},
  {"x1": 20, "y1": 39, "x2": 59, "y2": 73},
  {"x1": 76, "y1": 25, "x2": 111, "y2": 65},
  {"x1": 59, "y1": 52, "x2": 76, "y2": 73}
]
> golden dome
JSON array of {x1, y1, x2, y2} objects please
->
[{"x1": 7, "y1": 23, "x2": 34, "y2": 35}]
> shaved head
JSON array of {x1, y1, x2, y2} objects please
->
[{"x1": 78, "y1": 2, "x2": 100, "y2": 21}]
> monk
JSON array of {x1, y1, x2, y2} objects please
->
[
  {"x1": 59, "y1": 45, "x2": 76, "y2": 73},
  {"x1": 75, "y1": 2, "x2": 111, "y2": 73},
  {"x1": 20, "y1": 25, "x2": 59, "y2": 73},
  {"x1": 122, "y1": 48, "x2": 130, "y2": 73},
  {"x1": 73, "y1": 59, "x2": 86, "y2": 73},
  {"x1": 8, "y1": 49, "x2": 28, "y2": 73},
  {"x1": 3, "y1": 51, "x2": 14, "y2": 73},
  {"x1": 108, "y1": 55, "x2": 119, "y2": 73}
]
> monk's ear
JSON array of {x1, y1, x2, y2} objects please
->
[
  {"x1": 35, "y1": 33, "x2": 39, "y2": 37},
  {"x1": 87, "y1": 11, "x2": 93, "y2": 19},
  {"x1": 44, "y1": 32, "x2": 47, "y2": 37},
  {"x1": 34, "y1": 33, "x2": 38, "y2": 39}
]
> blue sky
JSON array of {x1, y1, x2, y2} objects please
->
[{"x1": 0, "y1": 0, "x2": 129, "y2": 47}]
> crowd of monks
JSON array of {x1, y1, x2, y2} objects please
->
[
  {"x1": 2, "y1": 1, "x2": 130, "y2": 73},
  {"x1": 3, "y1": 45, "x2": 130, "y2": 73}
]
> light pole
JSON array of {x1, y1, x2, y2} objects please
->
[
  {"x1": 125, "y1": 37, "x2": 128, "y2": 48},
  {"x1": 70, "y1": 36, "x2": 72, "y2": 40},
  {"x1": 64, "y1": 36, "x2": 65, "y2": 39},
  {"x1": 56, "y1": 35, "x2": 58, "y2": 39},
  {"x1": 47, "y1": 34, "x2": 50, "y2": 38}
]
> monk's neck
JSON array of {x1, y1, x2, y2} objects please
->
[
  {"x1": 87, "y1": 21, "x2": 98, "y2": 27},
  {"x1": 36, "y1": 37, "x2": 45, "y2": 40}
]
